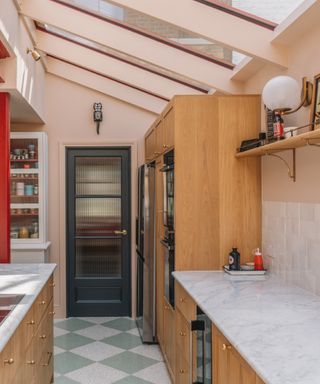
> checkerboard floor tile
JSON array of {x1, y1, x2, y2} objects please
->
[{"x1": 54, "y1": 317, "x2": 172, "y2": 384}]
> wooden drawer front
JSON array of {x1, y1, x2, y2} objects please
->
[
  {"x1": 176, "y1": 310, "x2": 190, "y2": 361},
  {"x1": 34, "y1": 276, "x2": 54, "y2": 327},
  {"x1": 23, "y1": 305, "x2": 36, "y2": 348},
  {"x1": 175, "y1": 353, "x2": 190, "y2": 384},
  {"x1": 0, "y1": 338, "x2": 15, "y2": 384},
  {"x1": 35, "y1": 299, "x2": 54, "y2": 360},
  {"x1": 175, "y1": 282, "x2": 196, "y2": 321}
]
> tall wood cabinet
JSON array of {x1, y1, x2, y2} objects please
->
[{"x1": 145, "y1": 95, "x2": 261, "y2": 382}]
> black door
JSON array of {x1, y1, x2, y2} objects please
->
[{"x1": 66, "y1": 147, "x2": 131, "y2": 317}]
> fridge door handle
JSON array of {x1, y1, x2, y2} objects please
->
[{"x1": 191, "y1": 320, "x2": 205, "y2": 384}]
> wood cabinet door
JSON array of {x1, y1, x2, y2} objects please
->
[
  {"x1": 163, "y1": 107, "x2": 174, "y2": 150},
  {"x1": 214, "y1": 329, "x2": 229, "y2": 384},
  {"x1": 145, "y1": 129, "x2": 156, "y2": 162},
  {"x1": 214, "y1": 327, "x2": 258, "y2": 384},
  {"x1": 156, "y1": 159, "x2": 165, "y2": 347},
  {"x1": 163, "y1": 297, "x2": 175, "y2": 378},
  {"x1": 155, "y1": 120, "x2": 165, "y2": 156}
]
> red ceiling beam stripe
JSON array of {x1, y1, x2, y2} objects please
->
[
  {"x1": 49, "y1": 0, "x2": 234, "y2": 70},
  {"x1": 47, "y1": 54, "x2": 170, "y2": 102},
  {"x1": 0, "y1": 40, "x2": 10, "y2": 59},
  {"x1": 193, "y1": 0, "x2": 277, "y2": 31},
  {"x1": 0, "y1": 93, "x2": 11, "y2": 263},
  {"x1": 36, "y1": 25, "x2": 208, "y2": 94}
]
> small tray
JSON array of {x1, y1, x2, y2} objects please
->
[{"x1": 223, "y1": 265, "x2": 267, "y2": 276}]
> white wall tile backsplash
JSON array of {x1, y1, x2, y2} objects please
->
[{"x1": 263, "y1": 201, "x2": 320, "y2": 295}]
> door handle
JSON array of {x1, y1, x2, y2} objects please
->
[{"x1": 114, "y1": 230, "x2": 128, "y2": 236}]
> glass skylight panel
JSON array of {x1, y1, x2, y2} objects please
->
[
  {"x1": 57, "y1": 0, "x2": 248, "y2": 66},
  {"x1": 217, "y1": 0, "x2": 306, "y2": 24},
  {"x1": 36, "y1": 22, "x2": 211, "y2": 92}
]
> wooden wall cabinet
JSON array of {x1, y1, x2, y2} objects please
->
[
  {"x1": 214, "y1": 326, "x2": 265, "y2": 384},
  {"x1": 0, "y1": 276, "x2": 54, "y2": 384}
]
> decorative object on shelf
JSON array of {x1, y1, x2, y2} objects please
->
[
  {"x1": 262, "y1": 76, "x2": 313, "y2": 136},
  {"x1": 93, "y1": 102, "x2": 103, "y2": 135},
  {"x1": 228, "y1": 248, "x2": 240, "y2": 271},
  {"x1": 310, "y1": 73, "x2": 320, "y2": 129},
  {"x1": 26, "y1": 47, "x2": 41, "y2": 62}
]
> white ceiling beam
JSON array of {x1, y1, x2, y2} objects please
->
[
  {"x1": 107, "y1": 0, "x2": 288, "y2": 68},
  {"x1": 35, "y1": 29, "x2": 203, "y2": 100},
  {"x1": 231, "y1": 57, "x2": 266, "y2": 82},
  {"x1": 46, "y1": 56, "x2": 166, "y2": 114},
  {"x1": 19, "y1": 0, "x2": 242, "y2": 94},
  {"x1": 272, "y1": 0, "x2": 320, "y2": 46}
]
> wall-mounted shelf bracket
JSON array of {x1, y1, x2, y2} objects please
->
[
  {"x1": 265, "y1": 148, "x2": 296, "y2": 182},
  {"x1": 306, "y1": 139, "x2": 320, "y2": 148}
]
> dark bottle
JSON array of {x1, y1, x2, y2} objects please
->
[{"x1": 229, "y1": 248, "x2": 240, "y2": 271}]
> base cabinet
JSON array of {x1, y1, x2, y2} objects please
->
[
  {"x1": 175, "y1": 282, "x2": 196, "y2": 384},
  {"x1": 214, "y1": 326, "x2": 264, "y2": 384},
  {"x1": 0, "y1": 276, "x2": 54, "y2": 384}
]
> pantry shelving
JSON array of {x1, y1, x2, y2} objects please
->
[{"x1": 10, "y1": 132, "x2": 50, "y2": 262}]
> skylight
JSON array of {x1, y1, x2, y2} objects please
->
[
  {"x1": 216, "y1": 0, "x2": 306, "y2": 24},
  {"x1": 36, "y1": 22, "x2": 211, "y2": 93},
  {"x1": 54, "y1": 0, "x2": 248, "y2": 66}
]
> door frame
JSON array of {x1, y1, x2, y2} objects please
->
[
  {"x1": 56, "y1": 140, "x2": 138, "y2": 318},
  {"x1": 65, "y1": 146, "x2": 132, "y2": 317}
]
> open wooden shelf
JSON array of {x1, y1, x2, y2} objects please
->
[{"x1": 236, "y1": 129, "x2": 320, "y2": 158}]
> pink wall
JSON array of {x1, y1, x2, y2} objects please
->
[
  {"x1": 12, "y1": 73, "x2": 157, "y2": 317},
  {"x1": 244, "y1": 21, "x2": 320, "y2": 203}
]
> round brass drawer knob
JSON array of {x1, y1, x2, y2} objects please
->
[
  {"x1": 27, "y1": 320, "x2": 35, "y2": 325},
  {"x1": 4, "y1": 358, "x2": 14, "y2": 365},
  {"x1": 179, "y1": 331, "x2": 186, "y2": 336},
  {"x1": 27, "y1": 360, "x2": 35, "y2": 365},
  {"x1": 49, "y1": 311, "x2": 56, "y2": 316},
  {"x1": 39, "y1": 301, "x2": 46, "y2": 305},
  {"x1": 179, "y1": 298, "x2": 186, "y2": 303},
  {"x1": 39, "y1": 334, "x2": 47, "y2": 339},
  {"x1": 179, "y1": 369, "x2": 185, "y2": 374}
]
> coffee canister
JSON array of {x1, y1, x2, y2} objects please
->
[
  {"x1": 16, "y1": 182, "x2": 25, "y2": 196},
  {"x1": 25, "y1": 184, "x2": 34, "y2": 196}
]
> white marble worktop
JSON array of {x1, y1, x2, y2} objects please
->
[
  {"x1": 0, "y1": 264, "x2": 56, "y2": 353},
  {"x1": 173, "y1": 271, "x2": 320, "y2": 384}
]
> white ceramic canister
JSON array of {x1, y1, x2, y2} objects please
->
[{"x1": 16, "y1": 182, "x2": 25, "y2": 196}]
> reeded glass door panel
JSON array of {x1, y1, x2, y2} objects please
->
[
  {"x1": 76, "y1": 157, "x2": 121, "y2": 196},
  {"x1": 76, "y1": 198, "x2": 121, "y2": 236},
  {"x1": 67, "y1": 147, "x2": 131, "y2": 317},
  {"x1": 75, "y1": 238, "x2": 122, "y2": 277}
]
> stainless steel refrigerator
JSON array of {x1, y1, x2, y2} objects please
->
[{"x1": 136, "y1": 163, "x2": 156, "y2": 343}]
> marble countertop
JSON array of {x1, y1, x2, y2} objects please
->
[
  {"x1": 0, "y1": 263, "x2": 56, "y2": 353},
  {"x1": 173, "y1": 271, "x2": 320, "y2": 384}
]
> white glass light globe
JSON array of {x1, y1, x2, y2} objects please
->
[{"x1": 262, "y1": 76, "x2": 301, "y2": 111}]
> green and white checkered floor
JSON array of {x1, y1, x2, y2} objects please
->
[{"x1": 53, "y1": 317, "x2": 172, "y2": 384}]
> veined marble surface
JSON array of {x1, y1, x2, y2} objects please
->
[
  {"x1": 173, "y1": 271, "x2": 320, "y2": 384},
  {"x1": 0, "y1": 263, "x2": 56, "y2": 353}
]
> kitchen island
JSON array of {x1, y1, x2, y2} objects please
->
[
  {"x1": 173, "y1": 271, "x2": 320, "y2": 384},
  {"x1": 0, "y1": 263, "x2": 56, "y2": 384}
]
